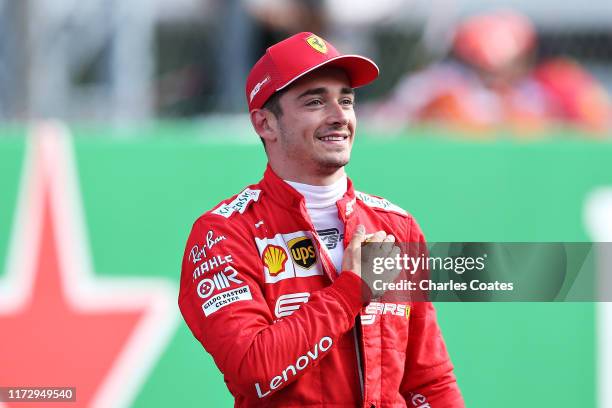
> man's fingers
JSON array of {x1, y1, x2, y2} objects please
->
[
  {"x1": 342, "y1": 225, "x2": 366, "y2": 276},
  {"x1": 370, "y1": 233, "x2": 396, "y2": 253},
  {"x1": 381, "y1": 234, "x2": 396, "y2": 251},
  {"x1": 363, "y1": 231, "x2": 391, "y2": 253},
  {"x1": 348, "y1": 224, "x2": 366, "y2": 249},
  {"x1": 390, "y1": 245, "x2": 400, "y2": 259},
  {"x1": 366, "y1": 231, "x2": 387, "y2": 242},
  {"x1": 352, "y1": 224, "x2": 366, "y2": 241},
  {"x1": 388, "y1": 246, "x2": 402, "y2": 277}
]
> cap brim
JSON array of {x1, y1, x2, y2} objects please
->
[{"x1": 277, "y1": 55, "x2": 379, "y2": 92}]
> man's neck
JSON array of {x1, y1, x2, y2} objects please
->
[{"x1": 270, "y1": 163, "x2": 347, "y2": 186}]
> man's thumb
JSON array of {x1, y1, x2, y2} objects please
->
[{"x1": 349, "y1": 224, "x2": 366, "y2": 247}]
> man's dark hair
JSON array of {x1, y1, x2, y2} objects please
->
[
  {"x1": 262, "y1": 90, "x2": 285, "y2": 118},
  {"x1": 258, "y1": 88, "x2": 288, "y2": 149}
]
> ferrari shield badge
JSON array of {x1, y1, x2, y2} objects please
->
[{"x1": 306, "y1": 34, "x2": 327, "y2": 54}]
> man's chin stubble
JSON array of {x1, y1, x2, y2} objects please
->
[{"x1": 316, "y1": 157, "x2": 349, "y2": 173}]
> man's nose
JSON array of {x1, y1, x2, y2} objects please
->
[{"x1": 326, "y1": 101, "x2": 350, "y2": 126}]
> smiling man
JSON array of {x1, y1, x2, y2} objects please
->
[
  {"x1": 179, "y1": 32, "x2": 464, "y2": 407},
  {"x1": 254, "y1": 69, "x2": 355, "y2": 182}
]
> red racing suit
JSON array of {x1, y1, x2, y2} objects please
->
[{"x1": 179, "y1": 166, "x2": 464, "y2": 407}]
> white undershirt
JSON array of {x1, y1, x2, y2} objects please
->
[{"x1": 285, "y1": 176, "x2": 346, "y2": 273}]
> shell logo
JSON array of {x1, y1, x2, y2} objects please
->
[{"x1": 262, "y1": 245, "x2": 288, "y2": 276}]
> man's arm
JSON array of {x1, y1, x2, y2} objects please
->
[
  {"x1": 400, "y1": 217, "x2": 465, "y2": 407},
  {"x1": 178, "y1": 216, "x2": 369, "y2": 400},
  {"x1": 400, "y1": 302, "x2": 464, "y2": 407}
]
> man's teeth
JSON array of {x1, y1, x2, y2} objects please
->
[{"x1": 320, "y1": 136, "x2": 346, "y2": 141}]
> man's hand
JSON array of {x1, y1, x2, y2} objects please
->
[
  {"x1": 341, "y1": 224, "x2": 366, "y2": 277},
  {"x1": 342, "y1": 225, "x2": 401, "y2": 299}
]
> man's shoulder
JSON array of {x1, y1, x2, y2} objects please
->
[
  {"x1": 195, "y1": 183, "x2": 264, "y2": 230},
  {"x1": 354, "y1": 190, "x2": 410, "y2": 218},
  {"x1": 209, "y1": 186, "x2": 262, "y2": 219},
  {"x1": 354, "y1": 190, "x2": 425, "y2": 241}
]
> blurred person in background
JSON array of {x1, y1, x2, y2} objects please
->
[
  {"x1": 179, "y1": 32, "x2": 464, "y2": 407},
  {"x1": 372, "y1": 9, "x2": 611, "y2": 136},
  {"x1": 244, "y1": 0, "x2": 327, "y2": 56}
]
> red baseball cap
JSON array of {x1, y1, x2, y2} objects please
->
[{"x1": 246, "y1": 32, "x2": 379, "y2": 112}]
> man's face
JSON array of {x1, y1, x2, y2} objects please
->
[{"x1": 271, "y1": 68, "x2": 356, "y2": 176}]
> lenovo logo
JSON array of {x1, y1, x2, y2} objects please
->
[{"x1": 254, "y1": 336, "x2": 332, "y2": 398}]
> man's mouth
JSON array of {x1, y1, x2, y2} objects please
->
[{"x1": 317, "y1": 133, "x2": 349, "y2": 142}]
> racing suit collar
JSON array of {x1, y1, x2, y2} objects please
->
[{"x1": 261, "y1": 164, "x2": 356, "y2": 221}]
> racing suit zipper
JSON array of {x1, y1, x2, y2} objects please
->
[
  {"x1": 312, "y1": 226, "x2": 366, "y2": 401},
  {"x1": 306, "y1": 208, "x2": 367, "y2": 403}
]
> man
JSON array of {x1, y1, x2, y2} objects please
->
[{"x1": 179, "y1": 32, "x2": 464, "y2": 407}]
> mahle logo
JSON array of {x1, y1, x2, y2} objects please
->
[
  {"x1": 288, "y1": 237, "x2": 317, "y2": 269},
  {"x1": 262, "y1": 245, "x2": 288, "y2": 276}
]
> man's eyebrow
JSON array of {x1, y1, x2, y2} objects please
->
[{"x1": 297, "y1": 87, "x2": 355, "y2": 99}]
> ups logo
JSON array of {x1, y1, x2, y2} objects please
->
[{"x1": 288, "y1": 237, "x2": 317, "y2": 269}]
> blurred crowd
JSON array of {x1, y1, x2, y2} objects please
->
[
  {"x1": 242, "y1": 3, "x2": 612, "y2": 136},
  {"x1": 367, "y1": 10, "x2": 612, "y2": 136},
  {"x1": 2, "y1": 0, "x2": 610, "y2": 137}
]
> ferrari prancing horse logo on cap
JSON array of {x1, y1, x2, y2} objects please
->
[{"x1": 306, "y1": 34, "x2": 327, "y2": 54}]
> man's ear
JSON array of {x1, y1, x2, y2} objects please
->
[{"x1": 250, "y1": 109, "x2": 278, "y2": 144}]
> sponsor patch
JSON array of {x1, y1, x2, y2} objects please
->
[
  {"x1": 262, "y1": 245, "x2": 288, "y2": 276},
  {"x1": 212, "y1": 188, "x2": 261, "y2": 218},
  {"x1": 345, "y1": 198, "x2": 356, "y2": 216},
  {"x1": 196, "y1": 265, "x2": 242, "y2": 298},
  {"x1": 249, "y1": 75, "x2": 271, "y2": 102},
  {"x1": 410, "y1": 392, "x2": 430, "y2": 408},
  {"x1": 275, "y1": 292, "x2": 310, "y2": 318},
  {"x1": 189, "y1": 230, "x2": 226, "y2": 265},
  {"x1": 189, "y1": 245, "x2": 206, "y2": 266},
  {"x1": 288, "y1": 236, "x2": 317, "y2": 269},
  {"x1": 255, "y1": 231, "x2": 324, "y2": 283},
  {"x1": 317, "y1": 228, "x2": 343, "y2": 250},
  {"x1": 255, "y1": 336, "x2": 332, "y2": 398},
  {"x1": 202, "y1": 285, "x2": 252, "y2": 317},
  {"x1": 192, "y1": 254, "x2": 233, "y2": 281},
  {"x1": 361, "y1": 302, "x2": 410, "y2": 325},
  {"x1": 306, "y1": 34, "x2": 327, "y2": 54},
  {"x1": 355, "y1": 191, "x2": 407, "y2": 216}
]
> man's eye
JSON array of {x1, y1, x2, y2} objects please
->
[
  {"x1": 306, "y1": 99, "x2": 323, "y2": 106},
  {"x1": 341, "y1": 99, "x2": 354, "y2": 106}
]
